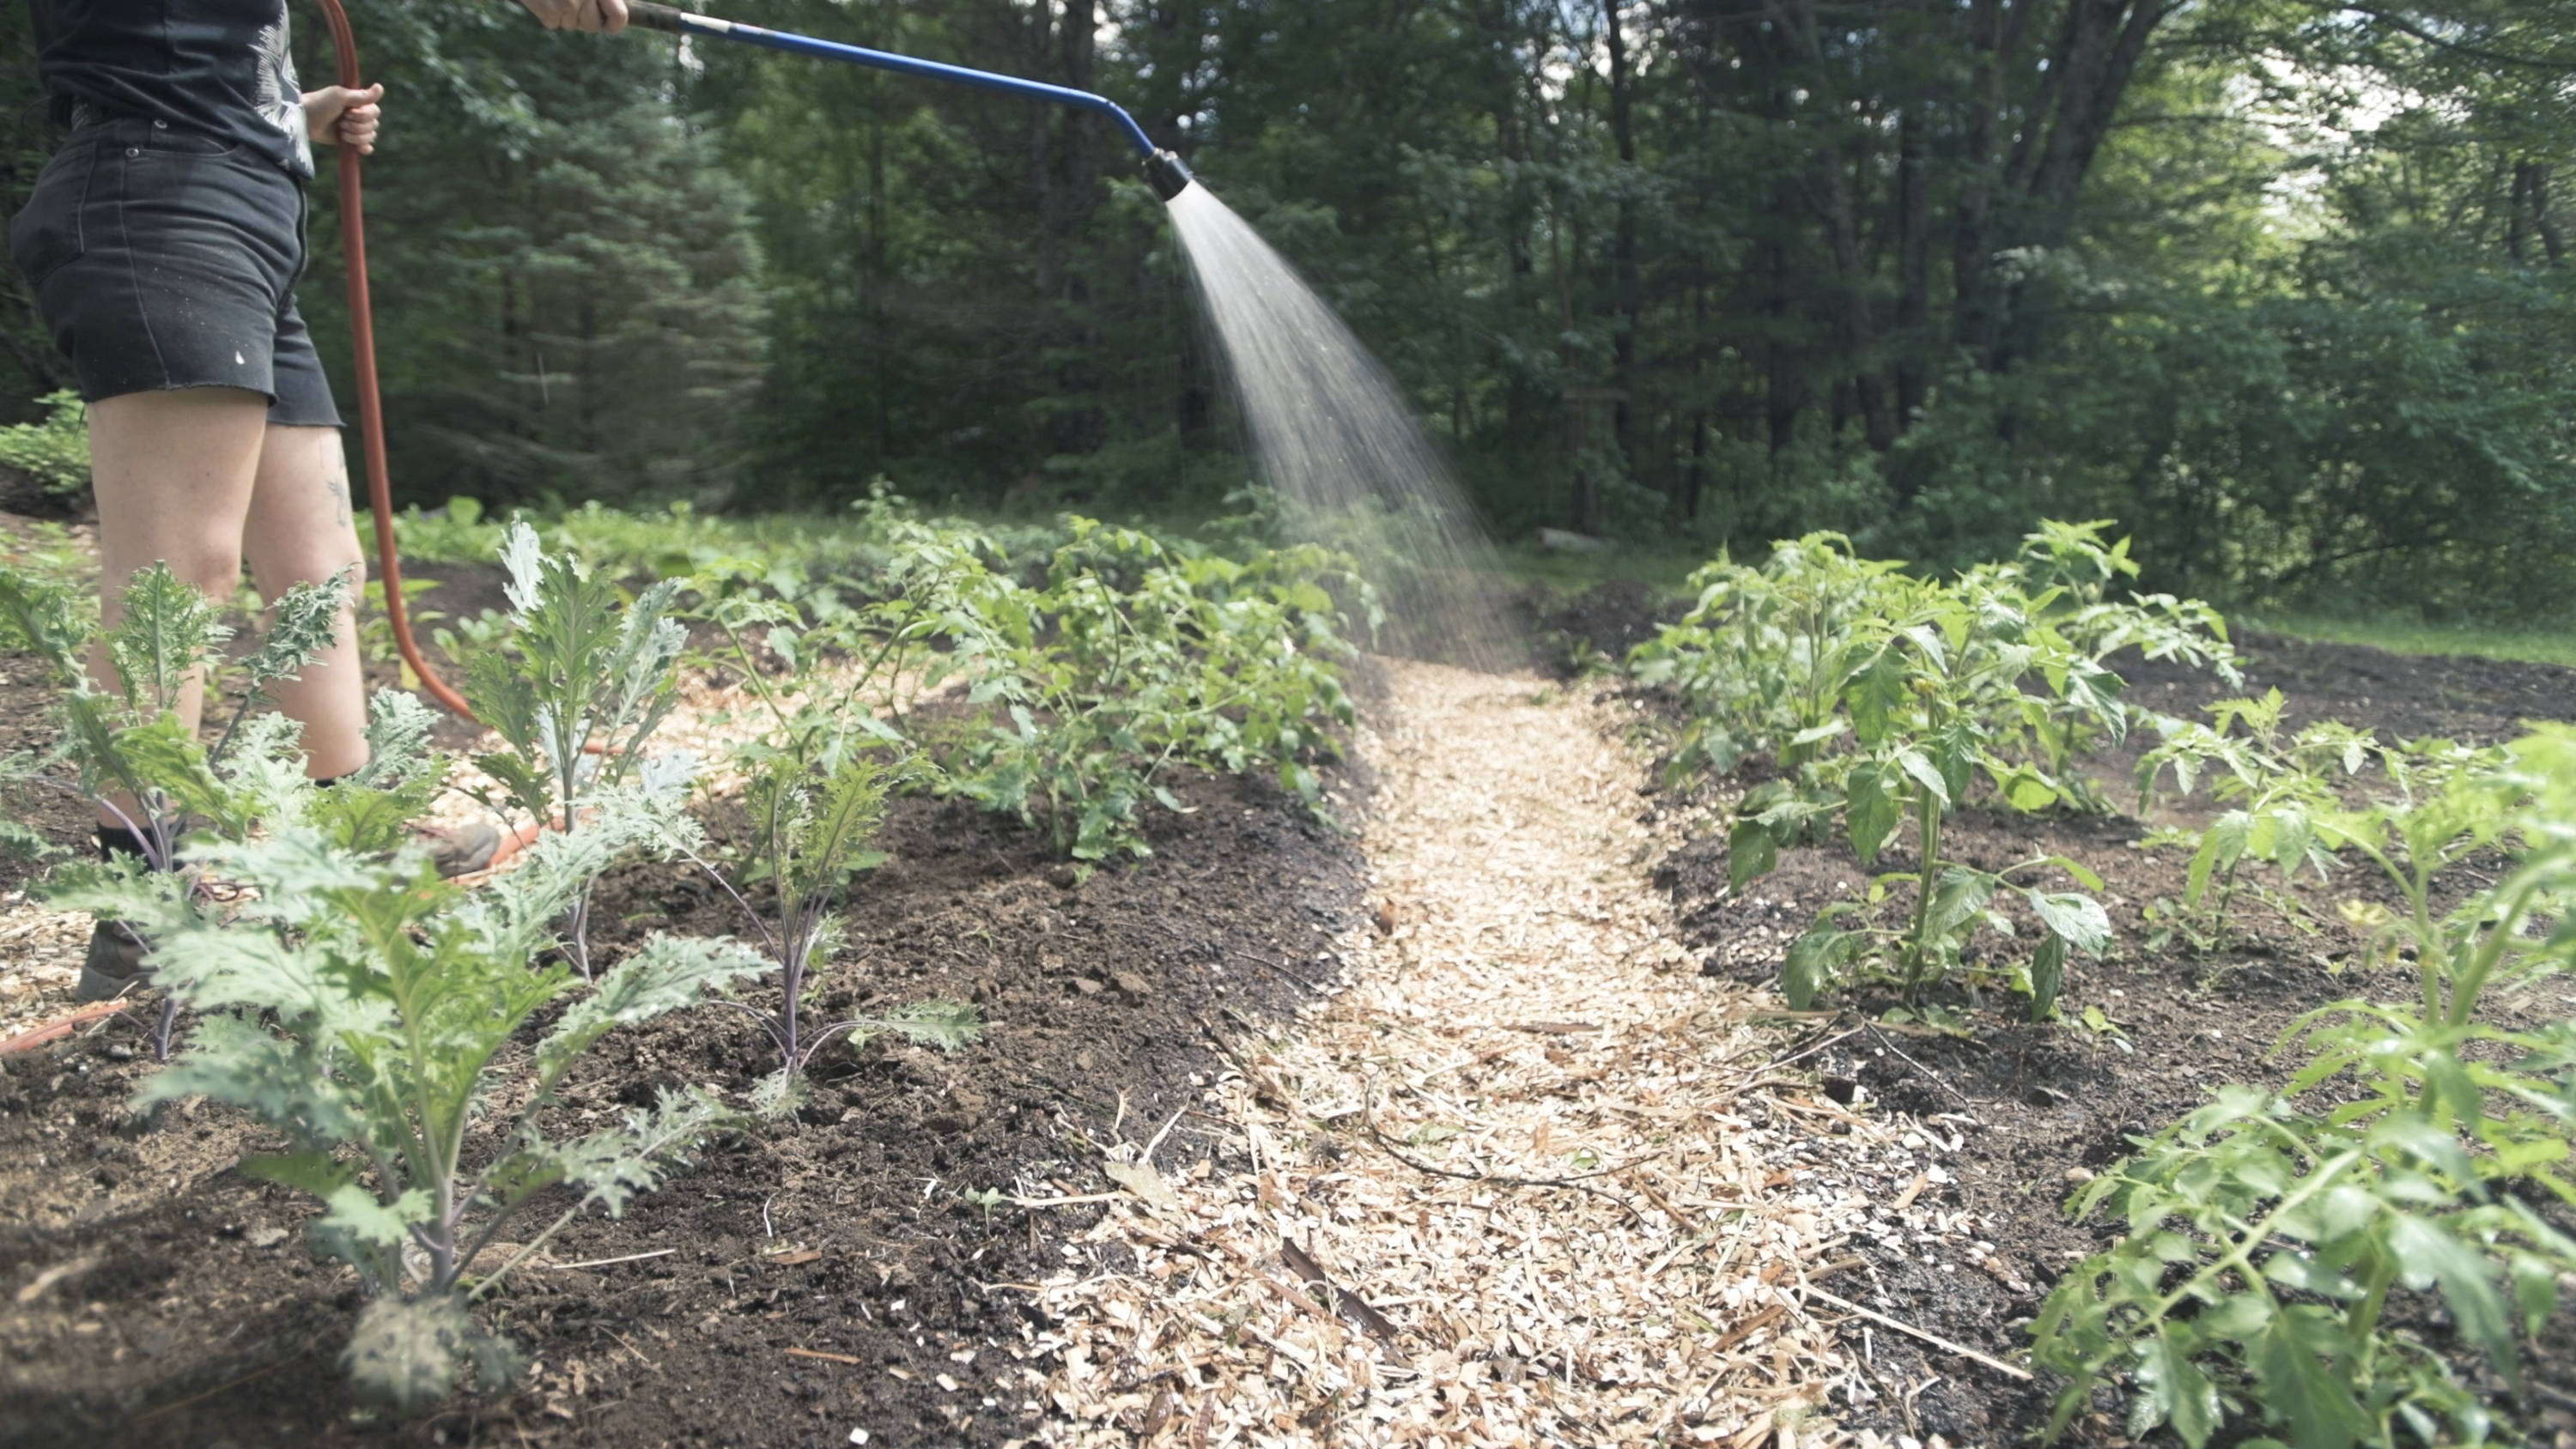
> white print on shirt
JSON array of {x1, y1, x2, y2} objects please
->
[{"x1": 252, "y1": 12, "x2": 313, "y2": 175}]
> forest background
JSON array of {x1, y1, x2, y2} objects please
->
[{"x1": 2, "y1": 0, "x2": 2572, "y2": 627}]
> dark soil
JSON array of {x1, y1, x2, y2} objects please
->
[
  {"x1": 1648, "y1": 630, "x2": 2576, "y2": 1446},
  {"x1": 0, "y1": 463, "x2": 85, "y2": 523},
  {"x1": 0, "y1": 657, "x2": 94, "y2": 899},
  {"x1": 1519, "y1": 578, "x2": 1673, "y2": 672},
  {"x1": 0, "y1": 764, "x2": 1368, "y2": 1446}
]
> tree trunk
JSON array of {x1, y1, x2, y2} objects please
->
[{"x1": 1604, "y1": 0, "x2": 1640, "y2": 469}]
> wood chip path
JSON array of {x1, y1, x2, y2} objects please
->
[{"x1": 1028, "y1": 659, "x2": 1887, "y2": 1446}]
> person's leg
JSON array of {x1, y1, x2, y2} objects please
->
[
  {"x1": 86, "y1": 387, "x2": 272, "y2": 827},
  {"x1": 241, "y1": 424, "x2": 369, "y2": 780}
]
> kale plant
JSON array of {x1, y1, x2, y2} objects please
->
[
  {"x1": 687, "y1": 589, "x2": 978, "y2": 1106},
  {"x1": 61, "y1": 760, "x2": 766, "y2": 1410},
  {"x1": 465, "y1": 521, "x2": 694, "y2": 975},
  {"x1": 0, "y1": 559, "x2": 351, "y2": 869}
]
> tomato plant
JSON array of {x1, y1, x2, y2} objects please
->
[
  {"x1": 1725, "y1": 570, "x2": 2121, "y2": 1018},
  {"x1": 2034, "y1": 727, "x2": 2576, "y2": 1447}
]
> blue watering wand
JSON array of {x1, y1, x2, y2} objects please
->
[{"x1": 626, "y1": 2, "x2": 1194, "y2": 199}]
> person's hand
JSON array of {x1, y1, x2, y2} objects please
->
[
  {"x1": 520, "y1": 0, "x2": 629, "y2": 33},
  {"x1": 304, "y1": 84, "x2": 384, "y2": 155}
]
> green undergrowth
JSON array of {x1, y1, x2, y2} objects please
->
[{"x1": 2245, "y1": 612, "x2": 2576, "y2": 671}]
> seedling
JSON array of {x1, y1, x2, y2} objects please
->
[{"x1": 689, "y1": 584, "x2": 980, "y2": 1104}]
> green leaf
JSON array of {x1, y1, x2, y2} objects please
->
[
  {"x1": 1923, "y1": 867, "x2": 1994, "y2": 940},
  {"x1": 1894, "y1": 747, "x2": 1950, "y2": 809},
  {"x1": 1846, "y1": 764, "x2": 1900, "y2": 864},
  {"x1": 2185, "y1": 813, "x2": 2249, "y2": 906},
  {"x1": 845, "y1": 999, "x2": 985, "y2": 1053},
  {"x1": 2000, "y1": 768, "x2": 2060, "y2": 813},
  {"x1": 2253, "y1": 1311, "x2": 2372, "y2": 1449},
  {"x1": 1728, "y1": 815, "x2": 1779, "y2": 891},
  {"x1": 2388, "y1": 1215, "x2": 2516, "y2": 1384},
  {"x1": 536, "y1": 933, "x2": 769, "y2": 1088},
  {"x1": 1844, "y1": 646, "x2": 1905, "y2": 745},
  {"x1": 535, "y1": 1085, "x2": 738, "y2": 1222},
  {"x1": 2026, "y1": 890, "x2": 2114, "y2": 956},
  {"x1": 2026, "y1": 933, "x2": 2068, "y2": 1022},
  {"x1": 1781, "y1": 928, "x2": 1850, "y2": 1010},
  {"x1": 2133, "y1": 1326, "x2": 2223, "y2": 1446},
  {"x1": 320, "y1": 1183, "x2": 431, "y2": 1250}
]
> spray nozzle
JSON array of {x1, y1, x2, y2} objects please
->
[{"x1": 1145, "y1": 149, "x2": 1194, "y2": 202}]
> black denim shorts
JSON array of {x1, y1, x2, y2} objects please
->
[{"x1": 8, "y1": 113, "x2": 342, "y2": 427}]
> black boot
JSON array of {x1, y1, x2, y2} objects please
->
[
  {"x1": 76, "y1": 918, "x2": 150, "y2": 1002},
  {"x1": 79, "y1": 825, "x2": 158, "y2": 1002}
]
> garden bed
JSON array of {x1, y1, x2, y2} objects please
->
[
  {"x1": 0, "y1": 506, "x2": 1385, "y2": 1446},
  {"x1": 1649, "y1": 625, "x2": 2576, "y2": 1444},
  {"x1": 0, "y1": 766, "x2": 1367, "y2": 1446}
]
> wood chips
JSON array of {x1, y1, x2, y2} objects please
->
[{"x1": 1024, "y1": 661, "x2": 1889, "y2": 1446}]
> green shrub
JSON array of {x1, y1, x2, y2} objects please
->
[{"x1": 0, "y1": 391, "x2": 91, "y2": 495}]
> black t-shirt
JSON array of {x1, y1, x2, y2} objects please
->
[{"x1": 29, "y1": 1, "x2": 314, "y2": 178}]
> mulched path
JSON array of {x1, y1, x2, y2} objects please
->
[{"x1": 1030, "y1": 660, "x2": 1881, "y2": 1446}]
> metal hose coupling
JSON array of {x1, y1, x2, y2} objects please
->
[{"x1": 1145, "y1": 149, "x2": 1194, "y2": 202}]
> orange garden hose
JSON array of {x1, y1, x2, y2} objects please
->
[{"x1": 315, "y1": 0, "x2": 477, "y2": 722}]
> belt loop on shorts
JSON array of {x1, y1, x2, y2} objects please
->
[{"x1": 64, "y1": 100, "x2": 167, "y2": 141}]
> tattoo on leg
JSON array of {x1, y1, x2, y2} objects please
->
[{"x1": 325, "y1": 462, "x2": 353, "y2": 528}]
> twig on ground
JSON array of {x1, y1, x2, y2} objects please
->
[
  {"x1": 783, "y1": 1346, "x2": 865, "y2": 1366},
  {"x1": 1197, "y1": 1012, "x2": 1302, "y2": 1115},
  {"x1": 1011, "y1": 1191, "x2": 1128, "y2": 1209},
  {"x1": 1747, "y1": 1023, "x2": 1865, "y2": 1078},
  {"x1": 544, "y1": 1247, "x2": 675, "y2": 1271},
  {"x1": 1866, "y1": 1022, "x2": 1976, "y2": 1106},
  {"x1": 1356, "y1": 1104, "x2": 1652, "y2": 1228},
  {"x1": 1280, "y1": 1237, "x2": 1405, "y2": 1350},
  {"x1": 1801, "y1": 1285, "x2": 2032, "y2": 1381}
]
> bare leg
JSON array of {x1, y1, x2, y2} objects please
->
[
  {"x1": 86, "y1": 389, "x2": 271, "y2": 828},
  {"x1": 242, "y1": 425, "x2": 369, "y2": 780}
]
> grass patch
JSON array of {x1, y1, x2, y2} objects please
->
[
  {"x1": 2245, "y1": 612, "x2": 2576, "y2": 670},
  {"x1": 1490, "y1": 539, "x2": 1706, "y2": 597}
]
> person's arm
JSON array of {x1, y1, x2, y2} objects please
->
[
  {"x1": 305, "y1": 83, "x2": 384, "y2": 156},
  {"x1": 519, "y1": 0, "x2": 630, "y2": 32}
]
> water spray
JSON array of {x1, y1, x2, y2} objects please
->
[
  {"x1": 622, "y1": 3, "x2": 1194, "y2": 200},
  {"x1": 326, "y1": 0, "x2": 1496, "y2": 731}
]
